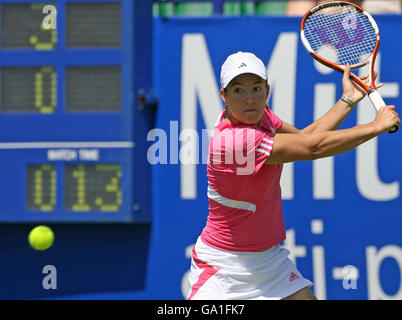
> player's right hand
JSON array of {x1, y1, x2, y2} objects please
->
[{"x1": 373, "y1": 105, "x2": 400, "y2": 134}]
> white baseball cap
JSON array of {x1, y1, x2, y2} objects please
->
[{"x1": 220, "y1": 51, "x2": 268, "y2": 89}]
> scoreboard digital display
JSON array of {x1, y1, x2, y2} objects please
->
[
  {"x1": 26, "y1": 163, "x2": 122, "y2": 212},
  {"x1": 0, "y1": 0, "x2": 152, "y2": 222}
]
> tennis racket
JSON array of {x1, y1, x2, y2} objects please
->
[{"x1": 300, "y1": 0, "x2": 399, "y2": 133}]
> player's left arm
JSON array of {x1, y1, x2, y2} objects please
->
[{"x1": 277, "y1": 64, "x2": 383, "y2": 135}]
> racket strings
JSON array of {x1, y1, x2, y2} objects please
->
[{"x1": 303, "y1": 4, "x2": 377, "y2": 66}]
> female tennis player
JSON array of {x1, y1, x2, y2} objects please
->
[{"x1": 187, "y1": 51, "x2": 399, "y2": 300}]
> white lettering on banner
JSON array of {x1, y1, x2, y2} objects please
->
[
  {"x1": 366, "y1": 245, "x2": 402, "y2": 300},
  {"x1": 313, "y1": 84, "x2": 335, "y2": 199},
  {"x1": 283, "y1": 229, "x2": 306, "y2": 268},
  {"x1": 267, "y1": 33, "x2": 298, "y2": 200},
  {"x1": 312, "y1": 246, "x2": 326, "y2": 300},
  {"x1": 356, "y1": 54, "x2": 400, "y2": 201},
  {"x1": 181, "y1": 34, "x2": 223, "y2": 199}
]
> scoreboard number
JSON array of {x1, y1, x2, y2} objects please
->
[
  {"x1": 27, "y1": 164, "x2": 57, "y2": 211},
  {"x1": 1, "y1": 67, "x2": 57, "y2": 113},
  {"x1": 65, "y1": 164, "x2": 122, "y2": 212}
]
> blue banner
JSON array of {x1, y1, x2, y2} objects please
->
[{"x1": 148, "y1": 15, "x2": 402, "y2": 300}]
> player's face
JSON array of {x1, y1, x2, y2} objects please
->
[{"x1": 221, "y1": 73, "x2": 269, "y2": 126}]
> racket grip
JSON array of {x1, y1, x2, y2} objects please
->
[
  {"x1": 368, "y1": 90, "x2": 385, "y2": 112},
  {"x1": 368, "y1": 90, "x2": 399, "y2": 134}
]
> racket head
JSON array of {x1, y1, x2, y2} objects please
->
[{"x1": 300, "y1": 1, "x2": 380, "y2": 91}]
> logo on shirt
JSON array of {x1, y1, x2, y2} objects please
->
[{"x1": 289, "y1": 272, "x2": 300, "y2": 282}]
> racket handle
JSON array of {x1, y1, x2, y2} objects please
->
[{"x1": 368, "y1": 90, "x2": 399, "y2": 134}]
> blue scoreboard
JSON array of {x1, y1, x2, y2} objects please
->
[{"x1": 0, "y1": 0, "x2": 153, "y2": 223}]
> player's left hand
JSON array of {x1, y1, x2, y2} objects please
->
[{"x1": 342, "y1": 63, "x2": 384, "y2": 105}]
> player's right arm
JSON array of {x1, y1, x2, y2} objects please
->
[{"x1": 266, "y1": 105, "x2": 400, "y2": 164}]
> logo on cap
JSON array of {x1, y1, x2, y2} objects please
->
[{"x1": 238, "y1": 62, "x2": 247, "y2": 68}]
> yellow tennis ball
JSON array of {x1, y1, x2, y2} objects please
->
[{"x1": 28, "y1": 225, "x2": 54, "y2": 251}]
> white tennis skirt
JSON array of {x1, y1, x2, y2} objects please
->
[{"x1": 187, "y1": 237, "x2": 313, "y2": 300}]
